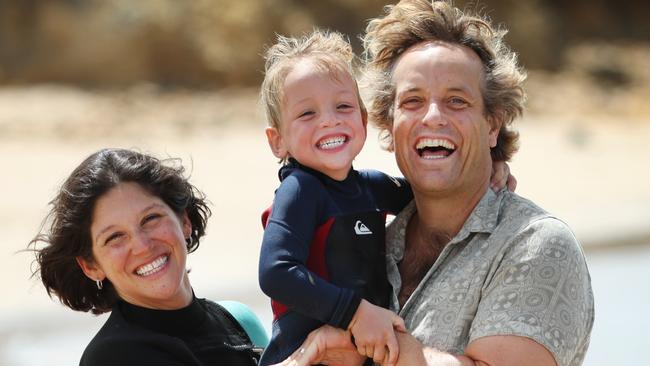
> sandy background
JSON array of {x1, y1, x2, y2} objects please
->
[{"x1": 0, "y1": 85, "x2": 649, "y2": 364}]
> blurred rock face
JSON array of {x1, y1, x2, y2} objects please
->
[{"x1": 0, "y1": 0, "x2": 648, "y2": 87}]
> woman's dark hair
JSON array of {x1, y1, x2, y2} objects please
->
[{"x1": 29, "y1": 148, "x2": 211, "y2": 314}]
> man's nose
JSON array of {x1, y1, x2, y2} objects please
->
[{"x1": 421, "y1": 101, "x2": 447, "y2": 127}]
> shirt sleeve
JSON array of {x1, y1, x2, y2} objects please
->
[
  {"x1": 258, "y1": 173, "x2": 361, "y2": 328},
  {"x1": 469, "y1": 217, "x2": 594, "y2": 366},
  {"x1": 360, "y1": 169, "x2": 413, "y2": 214}
]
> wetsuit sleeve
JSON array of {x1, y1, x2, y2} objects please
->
[
  {"x1": 361, "y1": 170, "x2": 413, "y2": 214},
  {"x1": 259, "y1": 174, "x2": 361, "y2": 329}
]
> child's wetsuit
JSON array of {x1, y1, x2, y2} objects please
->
[{"x1": 258, "y1": 158, "x2": 412, "y2": 365}]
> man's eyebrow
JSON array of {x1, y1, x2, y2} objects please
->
[{"x1": 396, "y1": 86, "x2": 423, "y2": 96}]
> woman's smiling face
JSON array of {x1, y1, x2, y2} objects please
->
[{"x1": 78, "y1": 182, "x2": 193, "y2": 310}]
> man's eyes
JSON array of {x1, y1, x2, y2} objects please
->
[
  {"x1": 399, "y1": 97, "x2": 423, "y2": 108},
  {"x1": 449, "y1": 97, "x2": 468, "y2": 106}
]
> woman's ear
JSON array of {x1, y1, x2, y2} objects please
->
[
  {"x1": 181, "y1": 211, "x2": 192, "y2": 241},
  {"x1": 76, "y1": 256, "x2": 105, "y2": 282},
  {"x1": 265, "y1": 127, "x2": 288, "y2": 159}
]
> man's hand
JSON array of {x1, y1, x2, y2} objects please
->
[
  {"x1": 348, "y1": 300, "x2": 407, "y2": 365},
  {"x1": 272, "y1": 325, "x2": 365, "y2": 366}
]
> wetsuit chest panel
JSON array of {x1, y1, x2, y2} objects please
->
[{"x1": 325, "y1": 211, "x2": 390, "y2": 308}]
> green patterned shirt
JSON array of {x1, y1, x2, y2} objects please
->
[{"x1": 386, "y1": 189, "x2": 594, "y2": 366}]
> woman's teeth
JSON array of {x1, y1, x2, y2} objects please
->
[{"x1": 136, "y1": 255, "x2": 168, "y2": 276}]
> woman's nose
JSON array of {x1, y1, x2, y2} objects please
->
[{"x1": 130, "y1": 231, "x2": 153, "y2": 254}]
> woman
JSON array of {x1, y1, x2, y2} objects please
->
[{"x1": 30, "y1": 148, "x2": 266, "y2": 365}]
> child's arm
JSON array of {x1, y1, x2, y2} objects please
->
[
  {"x1": 363, "y1": 162, "x2": 515, "y2": 216},
  {"x1": 361, "y1": 170, "x2": 413, "y2": 215},
  {"x1": 258, "y1": 174, "x2": 361, "y2": 328},
  {"x1": 491, "y1": 160, "x2": 517, "y2": 192},
  {"x1": 347, "y1": 299, "x2": 406, "y2": 366}
]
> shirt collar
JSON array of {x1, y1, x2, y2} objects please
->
[
  {"x1": 453, "y1": 187, "x2": 502, "y2": 241},
  {"x1": 387, "y1": 188, "x2": 504, "y2": 256}
]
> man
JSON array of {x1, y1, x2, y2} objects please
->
[{"x1": 277, "y1": 1, "x2": 594, "y2": 365}]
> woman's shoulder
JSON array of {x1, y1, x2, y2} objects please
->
[
  {"x1": 215, "y1": 300, "x2": 269, "y2": 348},
  {"x1": 79, "y1": 308, "x2": 189, "y2": 366}
]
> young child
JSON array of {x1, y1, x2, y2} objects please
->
[{"x1": 257, "y1": 29, "x2": 411, "y2": 366}]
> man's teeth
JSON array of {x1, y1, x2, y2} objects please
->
[
  {"x1": 318, "y1": 136, "x2": 346, "y2": 150},
  {"x1": 415, "y1": 138, "x2": 456, "y2": 150},
  {"x1": 136, "y1": 255, "x2": 168, "y2": 276}
]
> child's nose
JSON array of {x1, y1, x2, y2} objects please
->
[{"x1": 319, "y1": 110, "x2": 342, "y2": 127}]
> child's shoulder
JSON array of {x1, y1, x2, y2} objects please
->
[
  {"x1": 356, "y1": 168, "x2": 407, "y2": 188},
  {"x1": 276, "y1": 167, "x2": 327, "y2": 195}
]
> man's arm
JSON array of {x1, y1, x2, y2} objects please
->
[{"x1": 392, "y1": 332, "x2": 556, "y2": 366}]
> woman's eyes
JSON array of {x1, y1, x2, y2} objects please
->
[
  {"x1": 142, "y1": 213, "x2": 162, "y2": 226},
  {"x1": 101, "y1": 214, "x2": 162, "y2": 246},
  {"x1": 104, "y1": 232, "x2": 124, "y2": 246}
]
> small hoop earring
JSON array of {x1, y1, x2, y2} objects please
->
[{"x1": 96, "y1": 279, "x2": 103, "y2": 290}]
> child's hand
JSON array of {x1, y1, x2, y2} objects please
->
[
  {"x1": 347, "y1": 300, "x2": 406, "y2": 366},
  {"x1": 491, "y1": 161, "x2": 517, "y2": 192}
]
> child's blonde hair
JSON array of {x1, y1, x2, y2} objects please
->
[{"x1": 260, "y1": 29, "x2": 367, "y2": 132}]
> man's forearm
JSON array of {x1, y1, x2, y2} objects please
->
[
  {"x1": 393, "y1": 332, "x2": 557, "y2": 366},
  {"x1": 393, "y1": 332, "x2": 475, "y2": 366}
]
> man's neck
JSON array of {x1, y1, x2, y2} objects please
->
[{"x1": 412, "y1": 181, "x2": 489, "y2": 240}]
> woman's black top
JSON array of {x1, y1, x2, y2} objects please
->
[{"x1": 79, "y1": 297, "x2": 261, "y2": 365}]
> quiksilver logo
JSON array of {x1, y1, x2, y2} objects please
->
[{"x1": 354, "y1": 220, "x2": 373, "y2": 235}]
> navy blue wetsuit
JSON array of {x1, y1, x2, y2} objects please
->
[{"x1": 258, "y1": 159, "x2": 412, "y2": 365}]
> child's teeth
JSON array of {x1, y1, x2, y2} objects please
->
[{"x1": 319, "y1": 136, "x2": 345, "y2": 149}]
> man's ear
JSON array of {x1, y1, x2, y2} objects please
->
[
  {"x1": 265, "y1": 127, "x2": 288, "y2": 159},
  {"x1": 487, "y1": 113, "x2": 503, "y2": 148},
  {"x1": 76, "y1": 256, "x2": 105, "y2": 282}
]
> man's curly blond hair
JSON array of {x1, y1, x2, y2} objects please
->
[{"x1": 363, "y1": 0, "x2": 526, "y2": 161}]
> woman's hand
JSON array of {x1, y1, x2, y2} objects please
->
[
  {"x1": 272, "y1": 325, "x2": 365, "y2": 366},
  {"x1": 491, "y1": 161, "x2": 517, "y2": 192},
  {"x1": 348, "y1": 300, "x2": 406, "y2": 366}
]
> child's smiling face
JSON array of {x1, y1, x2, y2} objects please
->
[{"x1": 266, "y1": 58, "x2": 367, "y2": 181}]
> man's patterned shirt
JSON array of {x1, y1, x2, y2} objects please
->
[{"x1": 386, "y1": 189, "x2": 594, "y2": 366}]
